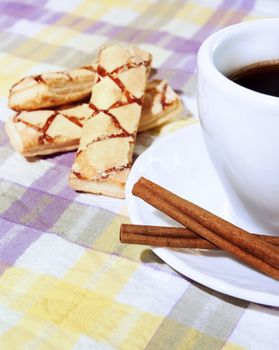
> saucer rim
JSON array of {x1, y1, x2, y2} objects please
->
[{"x1": 126, "y1": 123, "x2": 279, "y2": 306}]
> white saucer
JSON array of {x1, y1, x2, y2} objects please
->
[{"x1": 126, "y1": 123, "x2": 279, "y2": 306}]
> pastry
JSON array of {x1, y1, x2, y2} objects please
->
[
  {"x1": 69, "y1": 45, "x2": 152, "y2": 198},
  {"x1": 138, "y1": 79, "x2": 183, "y2": 132},
  {"x1": 5, "y1": 103, "x2": 94, "y2": 157},
  {"x1": 8, "y1": 65, "x2": 97, "y2": 111},
  {"x1": 5, "y1": 79, "x2": 182, "y2": 156},
  {"x1": 6, "y1": 79, "x2": 183, "y2": 157}
]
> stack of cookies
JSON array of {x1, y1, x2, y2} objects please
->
[{"x1": 5, "y1": 44, "x2": 184, "y2": 198}]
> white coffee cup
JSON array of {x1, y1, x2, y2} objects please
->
[{"x1": 197, "y1": 19, "x2": 279, "y2": 235}]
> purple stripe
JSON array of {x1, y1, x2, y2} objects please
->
[
  {"x1": 239, "y1": 0, "x2": 255, "y2": 11},
  {"x1": 0, "y1": 0, "x2": 255, "y2": 61},
  {"x1": 83, "y1": 20, "x2": 107, "y2": 33},
  {"x1": 28, "y1": 190, "x2": 76, "y2": 230},
  {"x1": 163, "y1": 35, "x2": 200, "y2": 55},
  {"x1": 193, "y1": 0, "x2": 255, "y2": 42},
  {"x1": 160, "y1": 0, "x2": 237, "y2": 71},
  {"x1": 0, "y1": 164, "x2": 77, "y2": 269},
  {"x1": 146, "y1": 31, "x2": 166, "y2": 45},
  {"x1": 161, "y1": 0, "x2": 255, "y2": 87},
  {"x1": 0, "y1": 176, "x2": 116, "y2": 215},
  {"x1": 0, "y1": 1, "x2": 201, "y2": 55},
  {"x1": 160, "y1": 53, "x2": 196, "y2": 72},
  {"x1": 1, "y1": 165, "x2": 77, "y2": 232},
  {"x1": 193, "y1": 0, "x2": 237, "y2": 41},
  {"x1": 43, "y1": 150, "x2": 76, "y2": 168},
  {"x1": 0, "y1": 15, "x2": 15, "y2": 30},
  {"x1": 0, "y1": 1, "x2": 63, "y2": 27},
  {"x1": 0, "y1": 1, "x2": 51, "y2": 18},
  {"x1": 105, "y1": 25, "x2": 201, "y2": 54},
  {"x1": 224, "y1": 0, "x2": 255, "y2": 25},
  {"x1": 0, "y1": 218, "x2": 15, "y2": 238}
]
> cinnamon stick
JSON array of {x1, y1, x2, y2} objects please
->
[
  {"x1": 120, "y1": 224, "x2": 215, "y2": 248},
  {"x1": 132, "y1": 177, "x2": 279, "y2": 280},
  {"x1": 133, "y1": 177, "x2": 279, "y2": 267},
  {"x1": 120, "y1": 224, "x2": 279, "y2": 249},
  {"x1": 122, "y1": 224, "x2": 197, "y2": 238},
  {"x1": 121, "y1": 231, "x2": 215, "y2": 248}
]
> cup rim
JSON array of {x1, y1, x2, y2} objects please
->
[{"x1": 197, "y1": 18, "x2": 279, "y2": 105}]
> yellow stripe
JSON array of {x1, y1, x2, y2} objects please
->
[
  {"x1": 64, "y1": 250, "x2": 138, "y2": 298},
  {"x1": 0, "y1": 54, "x2": 36, "y2": 96},
  {"x1": 92, "y1": 214, "x2": 152, "y2": 262},
  {"x1": 73, "y1": 0, "x2": 111, "y2": 20},
  {"x1": 222, "y1": 342, "x2": 246, "y2": 350},
  {"x1": 0, "y1": 315, "x2": 47, "y2": 349},
  {"x1": 0, "y1": 267, "x2": 38, "y2": 307},
  {"x1": 0, "y1": 315, "x2": 78, "y2": 350},
  {"x1": 11, "y1": 275, "x2": 57, "y2": 313},
  {"x1": 175, "y1": 2, "x2": 215, "y2": 24},
  {"x1": 177, "y1": 327, "x2": 202, "y2": 349},
  {"x1": 93, "y1": 214, "x2": 130, "y2": 253},
  {"x1": 119, "y1": 312, "x2": 163, "y2": 349}
]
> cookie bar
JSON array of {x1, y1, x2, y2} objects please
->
[
  {"x1": 69, "y1": 45, "x2": 152, "y2": 198},
  {"x1": 138, "y1": 79, "x2": 183, "y2": 132},
  {"x1": 8, "y1": 66, "x2": 97, "y2": 111},
  {"x1": 5, "y1": 103, "x2": 94, "y2": 157},
  {"x1": 6, "y1": 79, "x2": 182, "y2": 157}
]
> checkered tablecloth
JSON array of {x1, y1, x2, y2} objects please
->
[{"x1": 0, "y1": 1, "x2": 279, "y2": 349}]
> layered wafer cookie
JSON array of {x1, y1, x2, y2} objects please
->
[
  {"x1": 69, "y1": 45, "x2": 152, "y2": 198},
  {"x1": 5, "y1": 103, "x2": 94, "y2": 157},
  {"x1": 138, "y1": 79, "x2": 183, "y2": 132},
  {"x1": 8, "y1": 65, "x2": 97, "y2": 111}
]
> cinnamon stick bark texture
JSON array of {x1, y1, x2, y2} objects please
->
[
  {"x1": 120, "y1": 224, "x2": 216, "y2": 248},
  {"x1": 121, "y1": 233, "x2": 215, "y2": 249},
  {"x1": 120, "y1": 224, "x2": 279, "y2": 249},
  {"x1": 132, "y1": 177, "x2": 279, "y2": 280}
]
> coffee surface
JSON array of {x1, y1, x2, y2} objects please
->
[{"x1": 229, "y1": 61, "x2": 279, "y2": 97}]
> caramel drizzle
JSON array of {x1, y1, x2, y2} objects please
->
[
  {"x1": 34, "y1": 74, "x2": 46, "y2": 84},
  {"x1": 10, "y1": 77, "x2": 25, "y2": 92},
  {"x1": 89, "y1": 103, "x2": 132, "y2": 137},
  {"x1": 14, "y1": 111, "x2": 57, "y2": 144},
  {"x1": 111, "y1": 59, "x2": 151, "y2": 75},
  {"x1": 72, "y1": 171, "x2": 82, "y2": 179},
  {"x1": 34, "y1": 71, "x2": 74, "y2": 84},
  {"x1": 73, "y1": 163, "x2": 132, "y2": 180},
  {"x1": 160, "y1": 82, "x2": 172, "y2": 109},
  {"x1": 14, "y1": 110, "x2": 85, "y2": 144},
  {"x1": 75, "y1": 55, "x2": 150, "y2": 179},
  {"x1": 11, "y1": 66, "x2": 96, "y2": 92},
  {"x1": 82, "y1": 131, "x2": 135, "y2": 154},
  {"x1": 14, "y1": 112, "x2": 44, "y2": 134},
  {"x1": 10, "y1": 73, "x2": 46, "y2": 91},
  {"x1": 83, "y1": 58, "x2": 149, "y2": 144},
  {"x1": 64, "y1": 115, "x2": 84, "y2": 128},
  {"x1": 60, "y1": 72, "x2": 73, "y2": 81},
  {"x1": 81, "y1": 65, "x2": 96, "y2": 72},
  {"x1": 38, "y1": 112, "x2": 57, "y2": 144},
  {"x1": 97, "y1": 64, "x2": 144, "y2": 106},
  {"x1": 98, "y1": 163, "x2": 132, "y2": 179}
]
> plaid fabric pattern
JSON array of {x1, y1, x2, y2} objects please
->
[{"x1": 0, "y1": 1, "x2": 279, "y2": 349}]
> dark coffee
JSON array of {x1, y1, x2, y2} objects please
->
[{"x1": 229, "y1": 61, "x2": 279, "y2": 97}]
